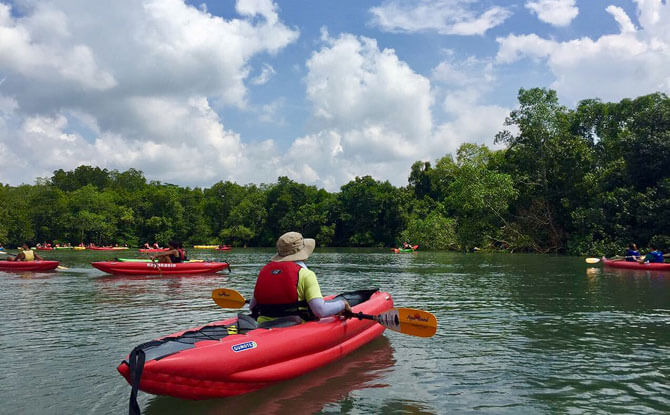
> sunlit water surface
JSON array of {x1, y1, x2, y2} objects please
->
[{"x1": 1, "y1": 249, "x2": 669, "y2": 414}]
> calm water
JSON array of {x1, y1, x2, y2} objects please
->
[{"x1": 1, "y1": 249, "x2": 669, "y2": 414}]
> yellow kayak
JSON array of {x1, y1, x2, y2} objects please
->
[
  {"x1": 193, "y1": 245, "x2": 218, "y2": 249},
  {"x1": 73, "y1": 246, "x2": 86, "y2": 250}
]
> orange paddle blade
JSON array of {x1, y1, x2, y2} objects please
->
[{"x1": 374, "y1": 307, "x2": 437, "y2": 338}]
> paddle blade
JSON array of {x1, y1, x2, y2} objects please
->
[
  {"x1": 212, "y1": 288, "x2": 246, "y2": 309},
  {"x1": 585, "y1": 257, "x2": 600, "y2": 264},
  {"x1": 374, "y1": 307, "x2": 437, "y2": 338}
]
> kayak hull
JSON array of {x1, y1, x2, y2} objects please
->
[
  {"x1": 117, "y1": 290, "x2": 392, "y2": 399},
  {"x1": 138, "y1": 248, "x2": 169, "y2": 253},
  {"x1": 602, "y1": 257, "x2": 670, "y2": 271},
  {"x1": 91, "y1": 261, "x2": 229, "y2": 275},
  {"x1": 0, "y1": 260, "x2": 60, "y2": 271}
]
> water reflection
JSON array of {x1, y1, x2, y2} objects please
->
[{"x1": 144, "y1": 336, "x2": 396, "y2": 415}]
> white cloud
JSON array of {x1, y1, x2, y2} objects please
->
[
  {"x1": 605, "y1": 5, "x2": 636, "y2": 33},
  {"x1": 431, "y1": 56, "x2": 509, "y2": 154},
  {"x1": 0, "y1": 3, "x2": 116, "y2": 90},
  {"x1": 525, "y1": 0, "x2": 578, "y2": 27},
  {"x1": 251, "y1": 63, "x2": 276, "y2": 85},
  {"x1": 496, "y1": 1, "x2": 670, "y2": 103},
  {"x1": 291, "y1": 32, "x2": 434, "y2": 187},
  {"x1": 0, "y1": 0, "x2": 299, "y2": 186},
  {"x1": 370, "y1": 0, "x2": 511, "y2": 36}
]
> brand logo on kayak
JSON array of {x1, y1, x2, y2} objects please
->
[
  {"x1": 407, "y1": 313, "x2": 429, "y2": 322},
  {"x1": 145, "y1": 263, "x2": 176, "y2": 268},
  {"x1": 232, "y1": 341, "x2": 257, "y2": 352}
]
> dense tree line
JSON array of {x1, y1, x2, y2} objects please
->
[{"x1": 1, "y1": 89, "x2": 668, "y2": 255}]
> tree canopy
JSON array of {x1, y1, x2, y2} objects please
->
[{"x1": 1, "y1": 89, "x2": 668, "y2": 256}]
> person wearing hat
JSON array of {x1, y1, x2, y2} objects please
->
[{"x1": 249, "y1": 231, "x2": 352, "y2": 324}]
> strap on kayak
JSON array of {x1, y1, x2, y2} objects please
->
[{"x1": 128, "y1": 347, "x2": 146, "y2": 415}]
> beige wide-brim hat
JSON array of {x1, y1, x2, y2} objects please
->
[{"x1": 271, "y1": 231, "x2": 315, "y2": 262}]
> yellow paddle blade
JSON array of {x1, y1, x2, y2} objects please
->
[
  {"x1": 585, "y1": 257, "x2": 600, "y2": 264},
  {"x1": 57, "y1": 265, "x2": 69, "y2": 270},
  {"x1": 212, "y1": 288, "x2": 246, "y2": 309}
]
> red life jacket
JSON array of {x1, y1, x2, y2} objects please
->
[
  {"x1": 169, "y1": 248, "x2": 186, "y2": 263},
  {"x1": 253, "y1": 261, "x2": 311, "y2": 319}
]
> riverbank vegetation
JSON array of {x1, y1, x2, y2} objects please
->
[{"x1": 1, "y1": 88, "x2": 668, "y2": 255}]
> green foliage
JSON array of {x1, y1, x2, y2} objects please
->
[
  {"x1": 0, "y1": 89, "x2": 667, "y2": 253},
  {"x1": 335, "y1": 176, "x2": 405, "y2": 246},
  {"x1": 401, "y1": 210, "x2": 456, "y2": 250}
]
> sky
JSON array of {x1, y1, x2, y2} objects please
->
[{"x1": 0, "y1": 0, "x2": 668, "y2": 191}]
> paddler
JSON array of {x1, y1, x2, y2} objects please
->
[
  {"x1": 8, "y1": 242, "x2": 44, "y2": 261},
  {"x1": 151, "y1": 240, "x2": 187, "y2": 263},
  {"x1": 637, "y1": 244, "x2": 664, "y2": 264},
  {"x1": 249, "y1": 231, "x2": 352, "y2": 324}
]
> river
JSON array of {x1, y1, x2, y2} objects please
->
[{"x1": 1, "y1": 249, "x2": 669, "y2": 414}]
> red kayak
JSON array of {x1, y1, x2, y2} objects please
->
[
  {"x1": 35, "y1": 247, "x2": 54, "y2": 251},
  {"x1": 0, "y1": 260, "x2": 60, "y2": 271},
  {"x1": 138, "y1": 248, "x2": 169, "y2": 253},
  {"x1": 602, "y1": 257, "x2": 670, "y2": 271},
  {"x1": 216, "y1": 245, "x2": 232, "y2": 251},
  {"x1": 91, "y1": 261, "x2": 229, "y2": 275},
  {"x1": 117, "y1": 289, "x2": 390, "y2": 401}
]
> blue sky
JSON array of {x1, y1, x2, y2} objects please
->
[{"x1": 1, "y1": 0, "x2": 668, "y2": 190}]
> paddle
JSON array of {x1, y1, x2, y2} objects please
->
[
  {"x1": 210, "y1": 288, "x2": 437, "y2": 338},
  {"x1": 344, "y1": 308, "x2": 436, "y2": 337},
  {"x1": 212, "y1": 288, "x2": 248, "y2": 308},
  {"x1": 149, "y1": 256, "x2": 163, "y2": 276}
]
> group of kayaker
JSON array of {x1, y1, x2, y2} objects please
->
[
  {"x1": 143, "y1": 242, "x2": 162, "y2": 249},
  {"x1": 624, "y1": 243, "x2": 664, "y2": 263}
]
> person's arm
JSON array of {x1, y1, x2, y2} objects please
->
[
  {"x1": 298, "y1": 268, "x2": 351, "y2": 318},
  {"x1": 307, "y1": 297, "x2": 351, "y2": 318},
  {"x1": 152, "y1": 249, "x2": 177, "y2": 261},
  {"x1": 34, "y1": 252, "x2": 44, "y2": 260}
]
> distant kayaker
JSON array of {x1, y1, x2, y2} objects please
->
[
  {"x1": 152, "y1": 240, "x2": 187, "y2": 263},
  {"x1": 8, "y1": 242, "x2": 44, "y2": 261},
  {"x1": 249, "y1": 231, "x2": 352, "y2": 324},
  {"x1": 402, "y1": 241, "x2": 411, "y2": 249},
  {"x1": 637, "y1": 245, "x2": 664, "y2": 264},
  {"x1": 624, "y1": 244, "x2": 640, "y2": 262}
]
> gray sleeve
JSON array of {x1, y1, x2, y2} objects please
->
[{"x1": 308, "y1": 297, "x2": 345, "y2": 318}]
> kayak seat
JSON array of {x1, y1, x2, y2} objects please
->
[
  {"x1": 330, "y1": 288, "x2": 379, "y2": 308},
  {"x1": 236, "y1": 313, "x2": 258, "y2": 331},
  {"x1": 258, "y1": 315, "x2": 303, "y2": 329}
]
